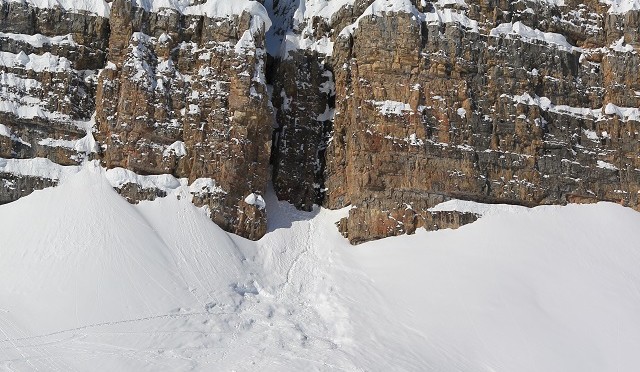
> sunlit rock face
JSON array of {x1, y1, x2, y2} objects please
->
[
  {"x1": 1, "y1": 0, "x2": 272, "y2": 239},
  {"x1": 2, "y1": 0, "x2": 639, "y2": 242},
  {"x1": 269, "y1": 0, "x2": 639, "y2": 243}
]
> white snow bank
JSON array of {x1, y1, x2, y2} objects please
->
[
  {"x1": 504, "y1": 92, "x2": 640, "y2": 122},
  {"x1": 4, "y1": 0, "x2": 111, "y2": 17},
  {"x1": 189, "y1": 177, "x2": 226, "y2": 195},
  {"x1": 339, "y1": 0, "x2": 478, "y2": 38},
  {"x1": 133, "y1": 0, "x2": 271, "y2": 28},
  {"x1": 0, "y1": 51, "x2": 72, "y2": 72},
  {"x1": 2, "y1": 166, "x2": 640, "y2": 370},
  {"x1": 105, "y1": 166, "x2": 181, "y2": 191},
  {"x1": 600, "y1": 0, "x2": 640, "y2": 13},
  {"x1": 0, "y1": 70, "x2": 41, "y2": 92},
  {"x1": 0, "y1": 32, "x2": 77, "y2": 47},
  {"x1": 38, "y1": 132, "x2": 99, "y2": 153},
  {"x1": 0, "y1": 99, "x2": 72, "y2": 122},
  {"x1": 428, "y1": 198, "x2": 526, "y2": 216},
  {"x1": 0, "y1": 157, "x2": 79, "y2": 180},
  {"x1": 2, "y1": 0, "x2": 271, "y2": 26},
  {"x1": 344, "y1": 201, "x2": 640, "y2": 371},
  {"x1": 604, "y1": 102, "x2": 640, "y2": 121},
  {"x1": 0, "y1": 163, "x2": 250, "y2": 340},
  {"x1": 490, "y1": 21, "x2": 577, "y2": 52}
]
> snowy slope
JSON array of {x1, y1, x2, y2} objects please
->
[{"x1": 1, "y1": 164, "x2": 640, "y2": 371}]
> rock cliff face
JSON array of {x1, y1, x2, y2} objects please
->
[
  {"x1": 95, "y1": 0, "x2": 272, "y2": 239},
  {"x1": 268, "y1": 0, "x2": 640, "y2": 243},
  {"x1": 1, "y1": 0, "x2": 639, "y2": 243},
  {"x1": 1, "y1": 0, "x2": 272, "y2": 240}
]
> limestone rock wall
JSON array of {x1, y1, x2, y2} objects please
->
[
  {"x1": 2, "y1": 0, "x2": 639, "y2": 244},
  {"x1": 96, "y1": 0, "x2": 273, "y2": 239},
  {"x1": 319, "y1": 0, "x2": 640, "y2": 243},
  {"x1": 0, "y1": 0, "x2": 273, "y2": 240}
]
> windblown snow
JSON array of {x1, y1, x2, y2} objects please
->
[{"x1": 1, "y1": 162, "x2": 640, "y2": 371}]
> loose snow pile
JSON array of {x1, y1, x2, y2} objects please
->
[{"x1": 1, "y1": 162, "x2": 640, "y2": 371}]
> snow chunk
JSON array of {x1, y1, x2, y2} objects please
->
[
  {"x1": 0, "y1": 32, "x2": 77, "y2": 48},
  {"x1": 0, "y1": 51, "x2": 72, "y2": 72},
  {"x1": 504, "y1": 93, "x2": 640, "y2": 123},
  {"x1": 0, "y1": 124, "x2": 10, "y2": 137},
  {"x1": 456, "y1": 107, "x2": 467, "y2": 119},
  {"x1": 609, "y1": 37, "x2": 636, "y2": 53},
  {"x1": 162, "y1": 141, "x2": 187, "y2": 158},
  {"x1": 190, "y1": 178, "x2": 226, "y2": 195},
  {"x1": 244, "y1": 192, "x2": 266, "y2": 210},
  {"x1": 370, "y1": 100, "x2": 413, "y2": 116},
  {"x1": 604, "y1": 103, "x2": 640, "y2": 121},
  {"x1": 105, "y1": 167, "x2": 181, "y2": 191},
  {"x1": 596, "y1": 160, "x2": 619, "y2": 170},
  {"x1": 0, "y1": 124, "x2": 30, "y2": 147}
]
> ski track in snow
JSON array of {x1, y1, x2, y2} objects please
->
[{"x1": 1, "y1": 162, "x2": 640, "y2": 371}]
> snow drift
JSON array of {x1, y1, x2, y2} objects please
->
[{"x1": 1, "y1": 162, "x2": 640, "y2": 371}]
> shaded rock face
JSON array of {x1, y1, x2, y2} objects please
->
[
  {"x1": 0, "y1": 171, "x2": 57, "y2": 204},
  {"x1": 270, "y1": 50, "x2": 334, "y2": 211}
]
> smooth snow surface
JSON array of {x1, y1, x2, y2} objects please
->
[{"x1": 1, "y1": 165, "x2": 640, "y2": 371}]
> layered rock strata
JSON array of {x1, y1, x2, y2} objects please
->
[
  {"x1": 267, "y1": 0, "x2": 640, "y2": 243},
  {"x1": 1, "y1": 0, "x2": 273, "y2": 239},
  {"x1": 2, "y1": 0, "x2": 640, "y2": 243}
]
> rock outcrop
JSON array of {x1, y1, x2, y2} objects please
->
[
  {"x1": 95, "y1": 0, "x2": 273, "y2": 239},
  {"x1": 267, "y1": 0, "x2": 639, "y2": 243},
  {"x1": 1, "y1": 0, "x2": 272, "y2": 240}
]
